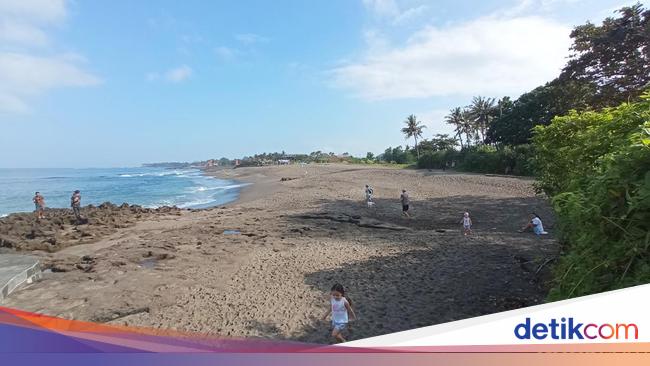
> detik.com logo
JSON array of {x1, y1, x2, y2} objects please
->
[{"x1": 515, "y1": 318, "x2": 638, "y2": 340}]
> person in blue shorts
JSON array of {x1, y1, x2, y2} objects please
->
[
  {"x1": 32, "y1": 192, "x2": 45, "y2": 220},
  {"x1": 322, "y1": 283, "x2": 357, "y2": 343}
]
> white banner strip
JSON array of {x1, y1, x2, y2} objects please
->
[{"x1": 345, "y1": 284, "x2": 649, "y2": 347}]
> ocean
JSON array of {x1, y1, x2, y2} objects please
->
[{"x1": 0, "y1": 167, "x2": 246, "y2": 217}]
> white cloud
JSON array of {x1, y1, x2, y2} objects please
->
[
  {"x1": 234, "y1": 33, "x2": 269, "y2": 44},
  {"x1": 363, "y1": 0, "x2": 430, "y2": 24},
  {"x1": 147, "y1": 65, "x2": 193, "y2": 83},
  {"x1": 0, "y1": 0, "x2": 67, "y2": 24},
  {"x1": 417, "y1": 109, "x2": 454, "y2": 135},
  {"x1": 0, "y1": 19, "x2": 48, "y2": 45},
  {"x1": 330, "y1": 16, "x2": 571, "y2": 100},
  {"x1": 215, "y1": 46, "x2": 236, "y2": 60},
  {"x1": 393, "y1": 4, "x2": 429, "y2": 24},
  {"x1": 0, "y1": 93, "x2": 28, "y2": 113},
  {"x1": 0, "y1": 0, "x2": 101, "y2": 113},
  {"x1": 539, "y1": 0, "x2": 583, "y2": 8},
  {"x1": 501, "y1": 0, "x2": 614, "y2": 18},
  {"x1": 598, "y1": 1, "x2": 645, "y2": 18},
  {"x1": 0, "y1": 53, "x2": 100, "y2": 112},
  {"x1": 362, "y1": 29, "x2": 390, "y2": 54},
  {"x1": 166, "y1": 65, "x2": 192, "y2": 82},
  {"x1": 0, "y1": 0, "x2": 66, "y2": 47},
  {"x1": 362, "y1": 0, "x2": 400, "y2": 17}
]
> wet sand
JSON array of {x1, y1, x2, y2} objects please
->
[{"x1": 0, "y1": 164, "x2": 558, "y2": 343}]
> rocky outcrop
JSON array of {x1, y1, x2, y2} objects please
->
[{"x1": 0, "y1": 203, "x2": 182, "y2": 252}]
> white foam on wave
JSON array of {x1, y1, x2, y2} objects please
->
[
  {"x1": 114, "y1": 169, "x2": 242, "y2": 210},
  {"x1": 222, "y1": 183, "x2": 251, "y2": 189},
  {"x1": 119, "y1": 169, "x2": 197, "y2": 178},
  {"x1": 166, "y1": 170, "x2": 195, "y2": 177},
  {"x1": 143, "y1": 199, "x2": 176, "y2": 209},
  {"x1": 143, "y1": 197, "x2": 219, "y2": 209},
  {"x1": 177, "y1": 198, "x2": 219, "y2": 208},
  {"x1": 189, "y1": 183, "x2": 250, "y2": 193}
]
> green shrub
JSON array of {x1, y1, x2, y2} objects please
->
[
  {"x1": 457, "y1": 145, "x2": 502, "y2": 173},
  {"x1": 534, "y1": 92, "x2": 650, "y2": 300},
  {"x1": 511, "y1": 144, "x2": 536, "y2": 176},
  {"x1": 379, "y1": 146, "x2": 416, "y2": 164},
  {"x1": 417, "y1": 150, "x2": 458, "y2": 169},
  {"x1": 533, "y1": 101, "x2": 646, "y2": 196},
  {"x1": 416, "y1": 145, "x2": 535, "y2": 175}
]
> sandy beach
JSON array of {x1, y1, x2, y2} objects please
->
[{"x1": 0, "y1": 164, "x2": 558, "y2": 343}]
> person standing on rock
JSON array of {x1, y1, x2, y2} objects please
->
[
  {"x1": 400, "y1": 189, "x2": 410, "y2": 218},
  {"x1": 32, "y1": 192, "x2": 45, "y2": 220},
  {"x1": 71, "y1": 190, "x2": 82, "y2": 224}
]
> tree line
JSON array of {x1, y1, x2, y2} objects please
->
[
  {"x1": 406, "y1": 3, "x2": 650, "y2": 300},
  {"x1": 379, "y1": 3, "x2": 649, "y2": 176},
  {"x1": 457, "y1": 3, "x2": 649, "y2": 147}
]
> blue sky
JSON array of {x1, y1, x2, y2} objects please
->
[{"x1": 0, "y1": 0, "x2": 645, "y2": 168}]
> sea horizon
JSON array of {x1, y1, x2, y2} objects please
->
[{"x1": 0, "y1": 167, "x2": 245, "y2": 217}]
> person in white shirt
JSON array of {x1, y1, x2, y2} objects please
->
[
  {"x1": 364, "y1": 185, "x2": 374, "y2": 206},
  {"x1": 322, "y1": 283, "x2": 357, "y2": 343},
  {"x1": 519, "y1": 213, "x2": 548, "y2": 236},
  {"x1": 461, "y1": 211, "x2": 472, "y2": 236}
]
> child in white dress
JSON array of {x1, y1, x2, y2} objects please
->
[
  {"x1": 461, "y1": 212, "x2": 472, "y2": 236},
  {"x1": 322, "y1": 283, "x2": 357, "y2": 343}
]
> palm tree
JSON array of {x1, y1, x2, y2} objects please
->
[
  {"x1": 445, "y1": 107, "x2": 466, "y2": 149},
  {"x1": 468, "y1": 96, "x2": 496, "y2": 144},
  {"x1": 461, "y1": 108, "x2": 474, "y2": 147},
  {"x1": 401, "y1": 114, "x2": 426, "y2": 159},
  {"x1": 496, "y1": 96, "x2": 512, "y2": 118}
]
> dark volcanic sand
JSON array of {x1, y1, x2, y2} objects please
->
[{"x1": 0, "y1": 164, "x2": 559, "y2": 344}]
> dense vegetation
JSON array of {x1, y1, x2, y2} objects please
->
[
  {"x1": 535, "y1": 94, "x2": 650, "y2": 299},
  {"x1": 385, "y1": 4, "x2": 650, "y2": 300},
  {"x1": 229, "y1": 150, "x2": 381, "y2": 167},
  {"x1": 416, "y1": 145, "x2": 535, "y2": 175}
]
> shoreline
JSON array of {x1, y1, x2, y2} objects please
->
[
  {"x1": 0, "y1": 167, "x2": 241, "y2": 218},
  {"x1": 1, "y1": 164, "x2": 558, "y2": 343},
  {"x1": 202, "y1": 166, "x2": 285, "y2": 206},
  {"x1": 0, "y1": 165, "x2": 535, "y2": 217}
]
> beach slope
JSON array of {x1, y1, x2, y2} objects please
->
[{"x1": 0, "y1": 164, "x2": 558, "y2": 343}]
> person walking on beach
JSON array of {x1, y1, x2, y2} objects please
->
[
  {"x1": 519, "y1": 213, "x2": 548, "y2": 236},
  {"x1": 400, "y1": 189, "x2": 410, "y2": 217},
  {"x1": 322, "y1": 283, "x2": 357, "y2": 343},
  {"x1": 71, "y1": 190, "x2": 82, "y2": 224},
  {"x1": 461, "y1": 212, "x2": 472, "y2": 236},
  {"x1": 364, "y1": 184, "x2": 374, "y2": 206},
  {"x1": 32, "y1": 192, "x2": 45, "y2": 220}
]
